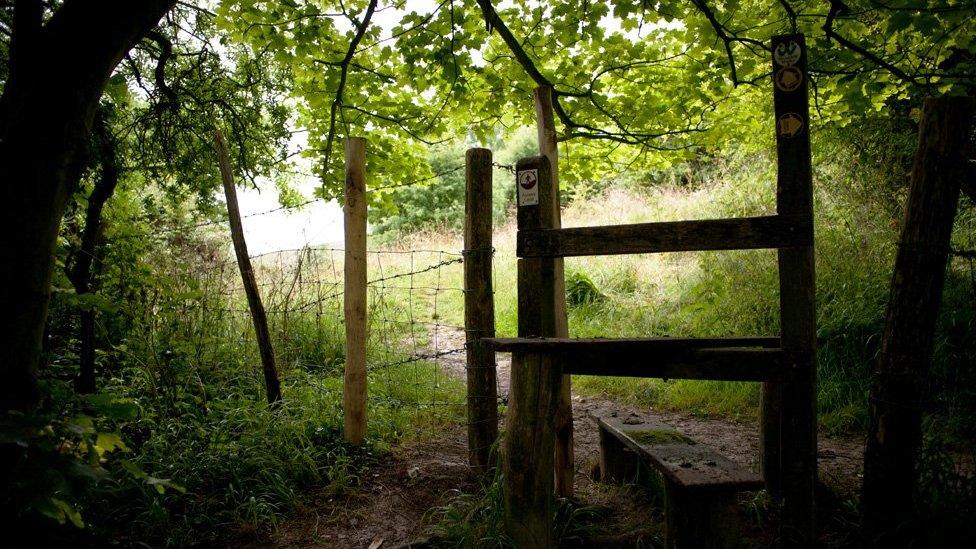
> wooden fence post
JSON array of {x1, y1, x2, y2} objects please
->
[
  {"x1": 215, "y1": 130, "x2": 282, "y2": 405},
  {"x1": 861, "y1": 96, "x2": 974, "y2": 546},
  {"x1": 464, "y1": 148, "x2": 498, "y2": 473},
  {"x1": 503, "y1": 156, "x2": 562, "y2": 548},
  {"x1": 344, "y1": 137, "x2": 368, "y2": 444},
  {"x1": 770, "y1": 34, "x2": 817, "y2": 546},
  {"x1": 534, "y1": 85, "x2": 575, "y2": 498}
]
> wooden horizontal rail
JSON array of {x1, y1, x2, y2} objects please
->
[
  {"x1": 517, "y1": 214, "x2": 812, "y2": 257},
  {"x1": 482, "y1": 337, "x2": 786, "y2": 381},
  {"x1": 484, "y1": 336, "x2": 780, "y2": 352}
]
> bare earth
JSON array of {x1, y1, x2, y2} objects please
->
[{"x1": 251, "y1": 327, "x2": 865, "y2": 548}]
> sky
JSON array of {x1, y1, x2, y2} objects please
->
[
  {"x1": 231, "y1": 0, "x2": 654, "y2": 255},
  {"x1": 231, "y1": 0, "x2": 442, "y2": 255}
]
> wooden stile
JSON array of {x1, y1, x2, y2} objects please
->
[
  {"x1": 497, "y1": 36, "x2": 819, "y2": 548},
  {"x1": 464, "y1": 148, "x2": 499, "y2": 473},
  {"x1": 215, "y1": 130, "x2": 282, "y2": 405},
  {"x1": 534, "y1": 85, "x2": 575, "y2": 499},
  {"x1": 343, "y1": 137, "x2": 368, "y2": 445}
]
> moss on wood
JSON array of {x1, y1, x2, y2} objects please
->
[{"x1": 628, "y1": 429, "x2": 697, "y2": 446}]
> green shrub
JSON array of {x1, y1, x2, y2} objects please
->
[{"x1": 566, "y1": 270, "x2": 605, "y2": 307}]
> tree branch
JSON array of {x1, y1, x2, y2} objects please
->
[
  {"x1": 823, "y1": 0, "x2": 916, "y2": 85},
  {"x1": 476, "y1": 0, "x2": 709, "y2": 147},
  {"x1": 320, "y1": 0, "x2": 377, "y2": 185},
  {"x1": 146, "y1": 29, "x2": 178, "y2": 111}
]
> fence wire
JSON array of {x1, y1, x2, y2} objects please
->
[
  {"x1": 147, "y1": 238, "x2": 470, "y2": 440},
  {"x1": 108, "y1": 158, "x2": 522, "y2": 440}
]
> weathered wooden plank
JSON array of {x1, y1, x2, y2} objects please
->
[
  {"x1": 484, "y1": 336, "x2": 780, "y2": 352},
  {"x1": 215, "y1": 130, "x2": 281, "y2": 405},
  {"x1": 770, "y1": 33, "x2": 817, "y2": 547},
  {"x1": 564, "y1": 348, "x2": 785, "y2": 381},
  {"x1": 463, "y1": 148, "x2": 498, "y2": 474},
  {"x1": 503, "y1": 156, "x2": 563, "y2": 548},
  {"x1": 486, "y1": 338, "x2": 785, "y2": 381},
  {"x1": 598, "y1": 416, "x2": 762, "y2": 491},
  {"x1": 517, "y1": 214, "x2": 812, "y2": 257},
  {"x1": 534, "y1": 85, "x2": 575, "y2": 499}
]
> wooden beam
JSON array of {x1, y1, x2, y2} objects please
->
[
  {"x1": 598, "y1": 416, "x2": 764, "y2": 492},
  {"x1": 343, "y1": 137, "x2": 368, "y2": 445},
  {"x1": 770, "y1": 33, "x2": 817, "y2": 546},
  {"x1": 517, "y1": 214, "x2": 812, "y2": 257},
  {"x1": 563, "y1": 348, "x2": 786, "y2": 381},
  {"x1": 463, "y1": 147, "x2": 498, "y2": 474},
  {"x1": 485, "y1": 336, "x2": 780, "y2": 353},
  {"x1": 534, "y1": 85, "x2": 575, "y2": 499},
  {"x1": 485, "y1": 338, "x2": 786, "y2": 382},
  {"x1": 861, "y1": 97, "x2": 974, "y2": 545},
  {"x1": 503, "y1": 155, "x2": 562, "y2": 548},
  {"x1": 215, "y1": 130, "x2": 281, "y2": 405}
]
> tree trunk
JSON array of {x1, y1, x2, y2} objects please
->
[
  {"x1": 68, "y1": 109, "x2": 120, "y2": 394},
  {"x1": 0, "y1": 0, "x2": 175, "y2": 411},
  {"x1": 861, "y1": 96, "x2": 975, "y2": 546}
]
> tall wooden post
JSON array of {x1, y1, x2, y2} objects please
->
[
  {"x1": 770, "y1": 34, "x2": 817, "y2": 546},
  {"x1": 534, "y1": 85, "x2": 575, "y2": 498},
  {"x1": 343, "y1": 137, "x2": 368, "y2": 444},
  {"x1": 861, "y1": 96, "x2": 974, "y2": 546},
  {"x1": 503, "y1": 156, "x2": 562, "y2": 547},
  {"x1": 464, "y1": 148, "x2": 498, "y2": 473},
  {"x1": 215, "y1": 130, "x2": 282, "y2": 404}
]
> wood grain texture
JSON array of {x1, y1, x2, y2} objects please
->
[
  {"x1": 861, "y1": 96, "x2": 974, "y2": 546},
  {"x1": 343, "y1": 137, "x2": 368, "y2": 445},
  {"x1": 770, "y1": 33, "x2": 817, "y2": 547},
  {"x1": 463, "y1": 148, "x2": 498, "y2": 473},
  {"x1": 563, "y1": 347, "x2": 784, "y2": 381},
  {"x1": 518, "y1": 214, "x2": 812, "y2": 257},
  {"x1": 534, "y1": 86, "x2": 575, "y2": 499},
  {"x1": 215, "y1": 130, "x2": 281, "y2": 405},
  {"x1": 598, "y1": 416, "x2": 763, "y2": 492},
  {"x1": 485, "y1": 336, "x2": 780, "y2": 352},
  {"x1": 503, "y1": 155, "x2": 562, "y2": 548},
  {"x1": 486, "y1": 337, "x2": 786, "y2": 381}
]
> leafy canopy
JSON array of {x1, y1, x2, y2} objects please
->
[{"x1": 214, "y1": 0, "x2": 973, "y2": 200}]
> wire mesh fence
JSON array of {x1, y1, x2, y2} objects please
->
[
  {"x1": 102, "y1": 156, "x2": 519, "y2": 443},
  {"x1": 146, "y1": 239, "x2": 471, "y2": 439}
]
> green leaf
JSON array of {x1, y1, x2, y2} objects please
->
[
  {"x1": 95, "y1": 433, "x2": 128, "y2": 455},
  {"x1": 86, "y1": 394, "x2": 140, "y2": 421},
  {"x1": 52, "y1": 498, "x2": 85, "y2": 528},
  {"x1": 886, "y1": 12, "x2": 911, "y2": 35},
  {"x1": 147, "y1": 476, "x2": 187, "y2": 494},
  {"x1": 119, "y1": 458, "x2": 148, "y2": 480}
]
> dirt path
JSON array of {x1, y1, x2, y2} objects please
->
[{"x1": 259, "y1": 327, "x2": 865, "y2": 548}]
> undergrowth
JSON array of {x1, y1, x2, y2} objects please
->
[{"x1": 25, "y1": 238, "x2": 466, "y2": 545}]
